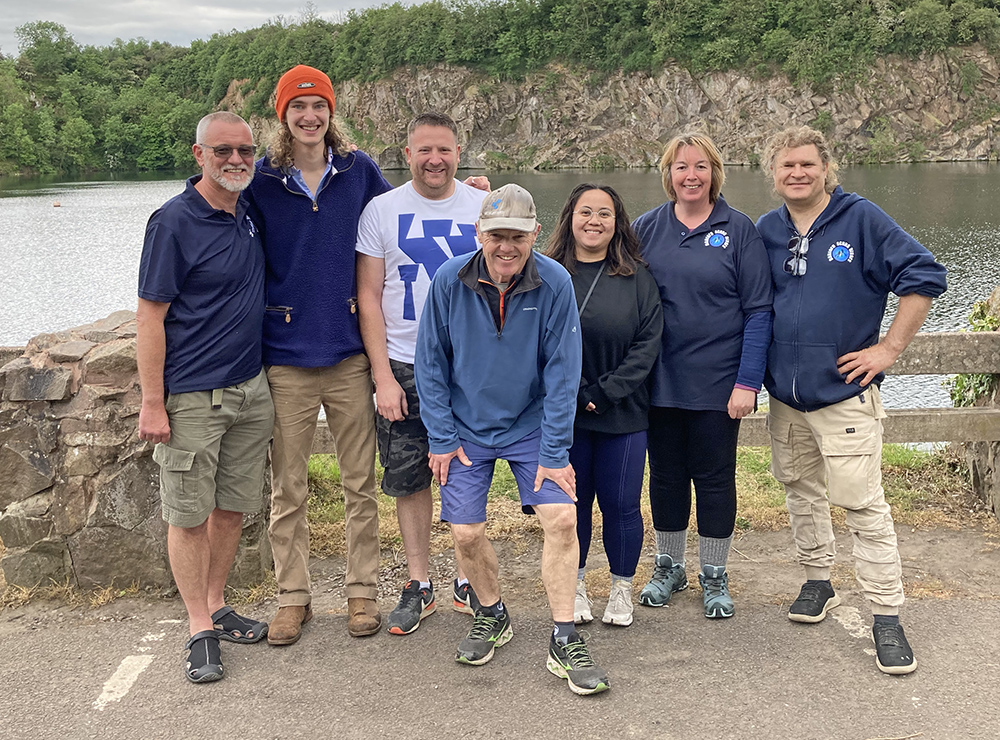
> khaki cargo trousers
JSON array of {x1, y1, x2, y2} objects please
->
[
  {"x1": 266, "y1": 354, "x2": 380, "y2": 606},
  {"x1": 767, "y1": 386, "x2": 903, "y2": 613}
]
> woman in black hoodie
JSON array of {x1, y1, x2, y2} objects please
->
[{"x1": 545, "y1": 183, "x2": 663, "y2": 628}]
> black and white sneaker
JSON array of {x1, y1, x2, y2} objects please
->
[
  {"x1": 386, "y1": 580, "x2": 436, "y2": 635},
  {"x1": 453, "y1": 579, "x2": 481, "y2": 616},
  {"x1": 788, "y1": 580, "x2": 841, "y2": 623},
  {"x1": 873, "y1": 622, "x2": 917, "y2": 675}
]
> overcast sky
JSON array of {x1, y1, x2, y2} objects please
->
[{"x1": 0, "y1": 1, "x2": 412, "y2": 59}]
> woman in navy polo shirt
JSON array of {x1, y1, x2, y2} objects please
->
[
  {"x1": 546, "y1": 183, "x2": 663, "y2": 628},
  {"x1": 633, "y1": 133, "x2": 773, "y2": 619}
]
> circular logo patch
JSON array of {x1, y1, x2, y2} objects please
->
[
  {"x1": 828, "y1": 241, "x2": 854, "y2": 263},
  {"x1": 705, "y1": 230, "x2": 730, "y2": 249}
]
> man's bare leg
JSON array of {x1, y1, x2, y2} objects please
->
[
  {"x1": 534, "y1": 503, "x2": 579, "y2": 623},
  {"x1": 396, "y1": 488, "x2": 433, "y2": 581},
  {"x1": 451, "y1": 522, "x2": 499, "y2": 606},
  {"x1": 167, "y1": 521, "x2": 213, "y2": 636},
  {"x1": 206, "y1": 508, "x2": 245, "y2": 614}
]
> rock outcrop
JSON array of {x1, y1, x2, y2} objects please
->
[
  {"x1": 0, "y1": 312, "x2": 271, "y2": 590},
  {"x1": 239, "y1": 46, "x2": 1000, "y2": 169}
]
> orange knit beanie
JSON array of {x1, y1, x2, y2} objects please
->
[{"x1": 274, "y1": 65, "x2": 336, "y2": 121}]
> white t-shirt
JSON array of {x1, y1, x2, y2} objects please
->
[{"x1": 356, "y1": 180, "x2": 484, "y2": 363}]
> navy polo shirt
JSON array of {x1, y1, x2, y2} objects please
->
[
  {"x1": 138, "y1": 175, "x2": 265, "y2": 394},
  {"x1": 634, "y1": 196, "x2": 772, "y2": 411}
]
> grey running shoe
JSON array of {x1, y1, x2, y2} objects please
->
[
  {"x1": 386, "y1": 580, "x2": 435, "y2": 635},
  {"x1": 456, "y1": 608, "x2": 513, "y2": 665},
  {"x1": 638, "y1": 554, "x2": 688, "y2": 607},
  {"x1": 601, "y1": 580, "x2": 634, "y2": 626},
  {"x1": 699, "y1": 565, "x2": 734, "y2": 619},
  {"x1": 574, "y1": 580, "x2": 593, "y2": 624},
  {"x1": 547, "y1": 633, "x2": 610, "y2": 695},
  {"x1": 453, "y1": 579, "x2": 480, "y2": 616},
  {"x1": 873, "y1": 622, "x2": 917, "y2": 675},
  {"x1": 787, "y1": 580, "x2": 841, "y2": 623}
]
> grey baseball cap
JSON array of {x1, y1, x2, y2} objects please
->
[{"x1": 478, "y1": 183, "x2": 538, "y2": 233}]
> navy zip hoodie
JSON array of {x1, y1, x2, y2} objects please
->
[
  {"x1": 245, "y1": 150, "x2": 392, "y2": 367},
  {"x1": 756, "y1": 186, "x2": 947, "y2": 412}
]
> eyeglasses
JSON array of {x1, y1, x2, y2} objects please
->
[
  {"x1": 199, "y1": 143, "x2": 256, "y2": 160},
  {"x1": 573, "y1": 208, "x2": 615, "y2": 221},
  {"x1": 783, "y1": 235, "x2": 809, "y2": 276}
]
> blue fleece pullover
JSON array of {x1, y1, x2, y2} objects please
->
[
  {"x1": 756, "y1": 186, "x2": 947, "y2": 412},
  {"x1": 415, "y1": 250, "x2": 583, "y2": 469},
  {"x1": 245, "y1": 150, "x2": 392, "y2": 367}
]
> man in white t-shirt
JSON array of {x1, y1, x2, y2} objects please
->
[{"x1": 356, "y1": 112, "x2": 487, "y2": 635}]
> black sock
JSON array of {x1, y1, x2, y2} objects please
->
[
  {"x1": 481, "y1": 600, "x2": 505, "y2": 618},
  {"x1": 552, "y1": 621, "x2": 576, "y2": 644},
  {"x1": 873, "y1": 614, "x2": 900, "y2": 625}
]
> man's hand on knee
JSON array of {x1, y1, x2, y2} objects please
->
[
  {"x1": 429, "y1": 446, "x2": 471, "y2": 486},
  {"x1": 535, "y1": 464, "x2": 576, "y2": 501}
]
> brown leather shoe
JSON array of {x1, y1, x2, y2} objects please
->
[
  {"x1": 267, "y1": 604, "x2": 313, "y2": 646},
  {"x1": 347, "y1": 597, "x2": 382, "y2": 637}
]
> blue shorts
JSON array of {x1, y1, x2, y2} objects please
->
[{"x1": 439, "y1": 428, "x2": 573, "y2": 524}]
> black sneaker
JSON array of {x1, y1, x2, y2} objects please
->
[
  {"x1": 787, "y1": 580, "x2": 842, "y2": 623},
  {"x1": 455, "y1": 608, "x2": 513, "y2": 665},
  {"x1": 386, "y1": 580, "x2": 436, "y2": 635},
  {"x1": 453, "y1": 579, "x2": 481, "y2": 616},
  {"x1": 873, "y1": 622, "x2": 917, "y2": 675},
  {"x1": 546, "y1": 633, "x2": 610, "y2": 695}
]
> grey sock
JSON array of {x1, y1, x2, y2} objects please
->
[
  {"x1": 655, "y1": 529, "x2": 687, "y2": 566},
  {"x1": 577, "y1": 567, "x2": 586, "y2": 581},
  {"x1": 610, "y1": 574, "x2": 633, "y2": 587},
  {"x1": 699, "y1": 534, "x2": 733, "y2": 571}
]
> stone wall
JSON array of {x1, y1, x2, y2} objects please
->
[
  {"x1": 236, "y1": 45, "x2": 1000, "y2": 169},
  {"x1": 0, "y1": 311, "x2": 271, "y2": 590}
]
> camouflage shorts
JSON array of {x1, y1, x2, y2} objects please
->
[{"x1": 376, "y1": 360, "x2": 432, "y2": 497}]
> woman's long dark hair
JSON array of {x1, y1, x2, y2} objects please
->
[{"x1": 545, "y1": 183, "x2": 646, "y2": 276}]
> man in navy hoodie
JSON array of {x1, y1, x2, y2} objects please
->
[
  {"x1": 756, "y1": 126, "x2": 947, "y2": 675},
  {"x1": 415, "y1": 184, "x2": 609, "y2": 695},
  {"x1": 245, "y1": 65, "x2": 392, "y2": 645}
]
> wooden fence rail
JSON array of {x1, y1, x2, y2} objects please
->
[{"x1": 312, "y1": 331, "x2": 1000, "y2": 452}]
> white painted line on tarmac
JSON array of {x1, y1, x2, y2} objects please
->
[
  {"x1": 156, "y1": 619, "x2": 184, "y2": 624},
  {"x1": 831, "y1": 606, "x2": 877, "y2": 656},
  {"x1": 140, "y1": 632, "x2": 166, "y2": 642},
  {"x1": 93, "y1": 655, "x2": 155, "y2": 711}
]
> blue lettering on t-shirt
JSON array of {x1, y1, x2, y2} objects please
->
[{"x1": 396, "y1": 214, "x2": 477, "y2": 320}]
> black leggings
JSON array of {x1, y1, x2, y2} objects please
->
[{"x1": 647, "y1": 406, "x2": 740, "y2": 538}]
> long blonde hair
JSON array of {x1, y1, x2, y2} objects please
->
[
  {"x1": 659, "y1": 132, "x2": 725, "y2": 203},
  {"x1": 266, "y1": 118, "x2": 351, "y2": 169}
]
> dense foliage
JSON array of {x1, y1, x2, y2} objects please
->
[{"x1": 2, "y1": 0, "x2": 999, "y2": 175}]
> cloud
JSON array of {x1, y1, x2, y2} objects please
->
[{"x1": 1, "y1": 0, "x2": 386, "y2": 57}]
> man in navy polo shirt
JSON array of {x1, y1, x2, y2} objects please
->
[
  {"x1": 138, "y1": 111, "x2": 273, "y2": 684},
  {"x1": 757, "y1": 125, "x2": 947, "y2": 675}
]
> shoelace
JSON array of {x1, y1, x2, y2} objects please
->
[
  {"x1": 399, "y1": 585, "x2": 430, "y2": 608},
  {"x1": 703, "y1": 577, "x2": 726, "y2": 599},
  {"x1": 560, "y1": 639, "x2": 596, "y2": 668},
  {"x1": 607, "y1": 585, "x2": 628, "y2": 611},
  {"x1": 468, "y1": 614, "x2": 501, "y2": 640},
  {"x1": 798, "y1": 581, "x2": 824, "y2": 602},
  {"x1": 874, "y1": 624, "x2": 906, "y2": 647}
]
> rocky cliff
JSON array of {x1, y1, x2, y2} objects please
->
[{"x1": 240, "y1": 46, "x2": 1000, "y2": 169}]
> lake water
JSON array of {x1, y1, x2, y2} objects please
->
[{"x1": 2, "y1": 163, "x2": 998, "y2": 409}]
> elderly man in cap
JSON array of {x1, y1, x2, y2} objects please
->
[{"x1": 415, "y1": 183, "x2": 610, "y2": 695}]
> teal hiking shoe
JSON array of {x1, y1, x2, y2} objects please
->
[
  {"x1": 699, "y1": 565, "x2": 734, "y2": 619},
  {"x1": 638, "y1": 554, "x2": 688, "y2": 607},
  {"x1": 456, "y1": 608, "x2": 513, "y2": 665},
  {"x1": 547, "y1": 632, "x2": 610, "y2": 695}
]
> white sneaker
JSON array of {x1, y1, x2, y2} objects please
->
[
  {"x1": 574, "y1": 579, "x2": 593, "y2": 624},
  {"x1": 602, "y1": 580, "x2": 634, "y2": 626}
]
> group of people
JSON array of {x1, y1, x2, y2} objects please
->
[{"x1": 136, "y1": 63, "x2": 947, "y2": 693}]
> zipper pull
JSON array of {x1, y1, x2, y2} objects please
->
[
  {"x1": 348, "y1": 297, "x2": 357, "y2": 314},
  {"x1": 312, "y1": 201, "x2": 318, "y2": 212},
  {"x1": 285, "y1": 309, "x2": 291, "y2": 323}
]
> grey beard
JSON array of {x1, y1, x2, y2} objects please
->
[{"x1": 212, "y1": 168, "x2": 253, "y2": 192}]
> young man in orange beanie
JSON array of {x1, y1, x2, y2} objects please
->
[{"x1": 246, "y1": 64, "x2": 392, "y2": 645}]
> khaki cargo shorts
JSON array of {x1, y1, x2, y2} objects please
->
[{"x1": 154, "y1": 369, "x2": 274, "y2": 528}]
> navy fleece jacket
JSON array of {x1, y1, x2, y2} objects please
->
[{"x1": 756, "y1": 186, "x2": 947, "y2": 412}]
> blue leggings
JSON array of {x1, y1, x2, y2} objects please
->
[{"x1": 570, "y1": 428, "x2": 646, "y2": 578}]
